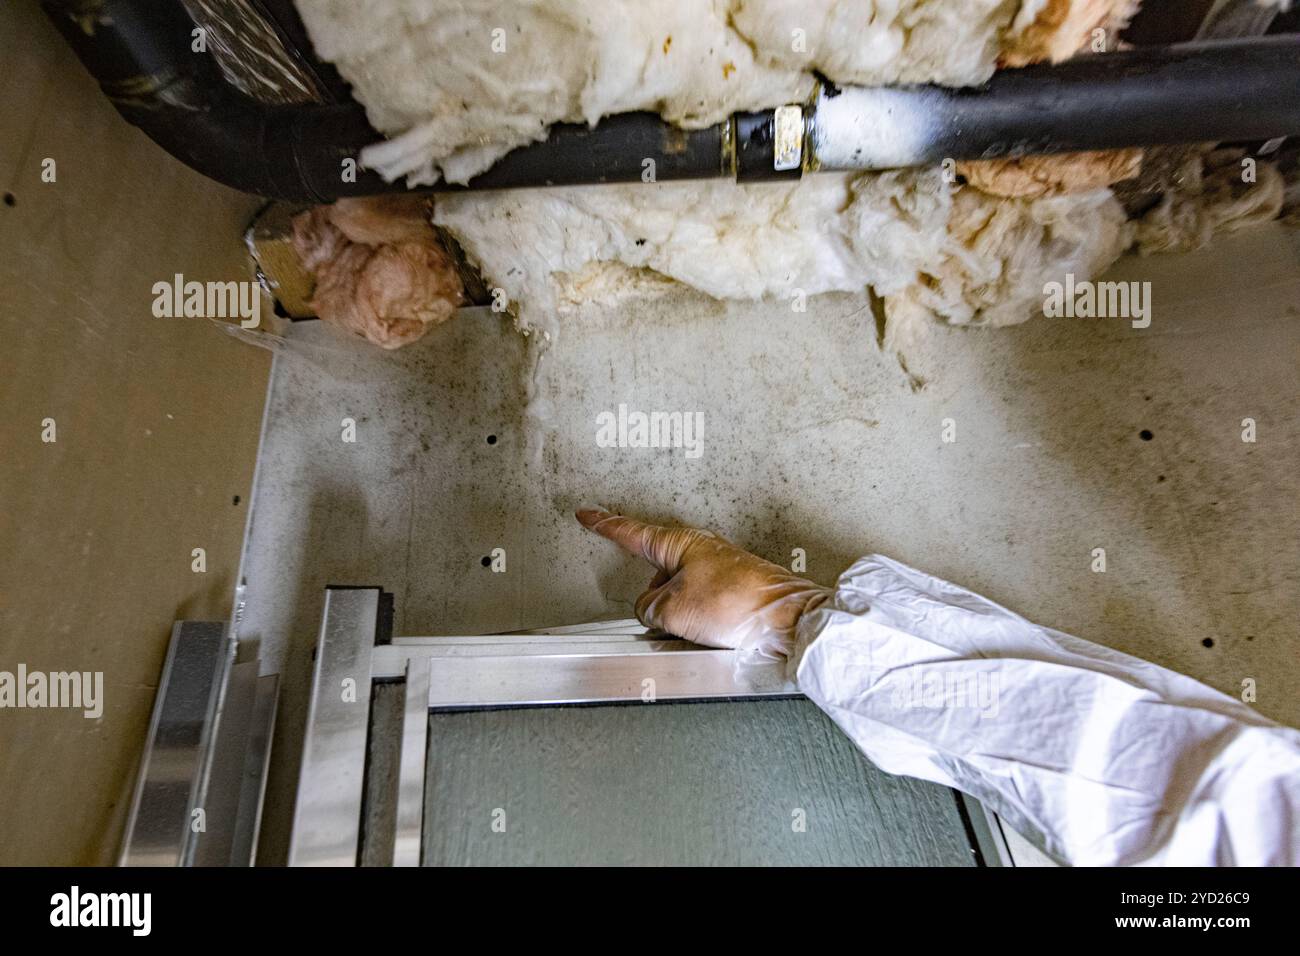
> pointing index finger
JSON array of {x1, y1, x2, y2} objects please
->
[
  {"x1": 576, "y1": 508, "x2": 655, "y2": 561},
  {"x1": 576, "y1": 509, "x2": 690, "y2": 573}
]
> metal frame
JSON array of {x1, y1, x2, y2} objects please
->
[
  {"x1": 373, "y1": 636, "x2": 795, "y2": 709},
  {"x1": 286, "y1": 588, "x2": 379, "y2": 866},
  {"x1": 961, "y1": 794, "x2": 1015, "y2": 868},
  {"x1": 287, "y1": 586, "x2": 1012, "y2": 867},
  {"x1": 392, "y1": 658, "x2": 430, "y2": 867},
  {"x1": 120, "y1": 622, "x2": 278, "y2": 866},
  {"x1": 287, "y1": 587, "x2": 799, "y2": 866}
]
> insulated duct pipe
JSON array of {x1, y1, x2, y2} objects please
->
[
  {"x1": 808, "y1": 38, "x2": 1300, "y2": 173},
  {"x1": 43, "y1": 0, "x2": 1300, "y2": 201}
]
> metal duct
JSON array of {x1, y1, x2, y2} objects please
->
[{"x1": 42, "y1": 0, "x2": 1300, "y2": 201}]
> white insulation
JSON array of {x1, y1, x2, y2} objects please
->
[{"x1": 292, "y1": 0, "x2": 1288, "y2": 344}]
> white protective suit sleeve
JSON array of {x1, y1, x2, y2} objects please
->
[{"x1": 791, "y1": 555, "x2": 1300, "y2": 866}]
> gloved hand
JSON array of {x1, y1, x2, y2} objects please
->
[{"x1": 576, "y1": 508, "x2": 831, "y2": 661}]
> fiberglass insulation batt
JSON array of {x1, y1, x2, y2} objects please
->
[
  {"x1": 296, "y1": 0, "x2": 1053, "y2": 186},
  {"x1": 290, "y1": 1, "x2": 1281, "y2": 344}
]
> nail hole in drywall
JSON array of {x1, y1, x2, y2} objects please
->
[
  {"x1": 486, "y1": 434, "x2": 498, "y2": 445},
  {"x1": 1201, "y1": 637, "x2": 1214, "y2": 648},
  {"x1": 232, "y1": 495, "x2": 241, "y2": 506},
  {"x1": 3, "y1": 193, "x2": 15, "y2": 207},
  {"x1": 1139, "y1": 429, "x2": 1153, "y2": 441}
]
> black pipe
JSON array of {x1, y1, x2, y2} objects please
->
[
  {"x1": 734, "y1": 110, "x2": 800, "y2": 182},
  {"x1": 42, "y1": 0, "x2": 1300, "y2": 201},
  {"x1": 43, "y1": 0, "x2": 337, "y2": 199},
  {"x1": 426, "y1": 114, "x2": 727, "y2": 192},
  {"x1": 843, "y1": 37, "x2": 1300, "y2": 167},
  {"x1": 41, "y1": 0, "x2": 730, "y2": 201}
]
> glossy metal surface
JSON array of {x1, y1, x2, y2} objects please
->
[
  {"x1": 229, "y1": 673, "x2": 279, "y2": 866},
  {"x1": 120, "y1": 621, "x2": 233, "y2": 866},
  {"x1": 392, "y1": 658, "x2": 430, "y2": 867},
  {"x1": 288, "y1": 587, "x2": 379, "y2": 866},
  {"x1": 963, "y1": 793, "x2": 1013, "y2": 867},
  {"x1": 376, "y1": 620, "x2": 793, "y2": 706},
  {"x1": 372, "y1": 637, "x2": 701, "y2": 676},
  {"x1": 773, "y1": 104, "x2": 803, "y2": 171},
  {"x1": 195, "y1": 659, "x2": 259, "y2": 866},
  {"x1": 419, "y1": 649, "x2": 792, "y2": 708}
]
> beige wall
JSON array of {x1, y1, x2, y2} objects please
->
[{"x1": 0, "y1": 2, "x2": 270, "y2": 864}]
